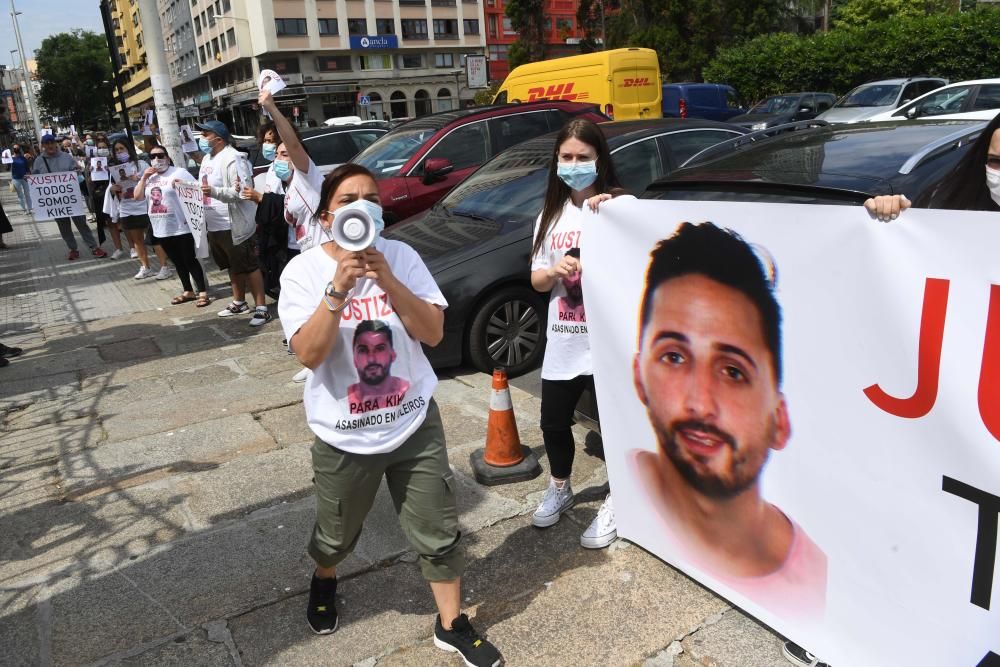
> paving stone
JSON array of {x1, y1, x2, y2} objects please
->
[
  {"x1": 165, "y1": 360, "x2": 245, "y2": 393},
  {"x1": 0, "y1": 347, "x2": 103, "y2": 383},
  {"x1": 253, "y1": 403, "x2": 312, "y2": 448},
  {"x1": 97, "y1": 337, "x2": 163, "y2": 363},
  {"x1": 0, "y1": 371, "x2": 80, "y2": 411},
  {"x1": 113, "y1": 627, "x2": 234, "y2": 667},
  {"x1": 151, "y1": 324, "x2": 232, "y2": 357},
  {"x1": 0, "y1": 417, "x2": 104, "y2": 472},
  {"x1": 679, "y1": 608, "x2": 787, "y2": 667},
  {"x1": 234, "y1": 351, "x2": 304, "y2": 379},
  {"x1": 0, "y1": 583, "x2": 43, "y2": 667}
]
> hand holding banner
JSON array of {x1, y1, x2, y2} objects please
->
[{"x1": 26, "y1": 171, "x2": 85, "y2": 220}]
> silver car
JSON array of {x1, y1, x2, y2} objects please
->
[{"x1": 817, "y1": 77, "x2": 947, "y2": 124}]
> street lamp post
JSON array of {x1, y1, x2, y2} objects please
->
[{"x1": 10, "y1": 0, "x2": 43, "y2": 142}]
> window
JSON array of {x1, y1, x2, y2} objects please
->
[
  {"x1": 612, "y1": 138, "x2": 663, "y2": 195},
  {"x1": 434, "y1": 53, "x2": 453, "y2": 68},
  {"x1": 224, "y1": 28, "x2": 234, "y2": 48},
  {"x1": 348, "y1": 18, "x2": 367, "y2": 35},
  {"x1": 433, "y1": 19, "x2": 458, "y2": 37},
  {"x1": 275, "y1": 18, "x2": 308, "y2": 35},
  {"x1": 401, "y1": 19, "x2": 427, "y2": 38},
  {"x1": 973, "y1": 85, "x2": 1000, "y2": 111},
  {"x1": 132, "y1": 11, "x2": 139, "y2": 26},
  {"x1": 360, "y1": 54, "x2": 392, "y2": 70},
  {"x1": 911, "y1": 86, "x2": 972, "y2": 117},
  {"x1": 316, "y1": 55, "x2": 352, "y2": 71},
  {"x1": 349, "y1": 131, "x2": 383, "y2": 152},
  {"x1": 661, "y1": 129, "x2": 740, "y2": 166},
  {"x1": 397, "y1": 54, "x2": 423, "y2": 69},
  {"x1": 424, "y1": 122, "x2": 488, "y2": 171},
  {"x1": 463, "y1": 19, "x2": 479, "y2": 34},
  {"x1": 194, "y1": 15, "x2": 201, "y2": 35},
  {"x1": 222, "y1": 0, "x2": 230, "y2": 10},
  {"x1": 556, "y1": 17, "x2": 573, "y2": 31},
  {"x1": 390, "y1": 91, "x2": 407, "y2": 119},
  {"x1": 303, "y1": 133, "x2": 359, "y2": 167},
  {"x1": 318, "y1": 18, "x2": 338, "y2": 35},
  {"x1": 502, "y1": 17, "x2": 515, "y2": 34},
  {"x1": 489, "y1": 112, "x2": 550, "y2": 154},
  {"x1": 376, "y1": 18, "x2": 394, "y2": 35},
  {"x1": 136, "y1": 32, "x2": 143, "y2": 47},
  {"x1": 199, "y1": 45, "x2": 206, "y2": 65},
  {"x1": 817, "y1": 94, "x2": 835, "y2": 112},
  {"x1": 436, "y1": 88, "x2": 453, "y2": 112},
  {"x1": 488, "y1": 15, "x2": 497, "y2": 37},
  {"x1": 207, "y1": 6, "x2": 214, "y2": 26},
  {"x1": 211, "y1": 37, "x2": 220, "y2": 56}
]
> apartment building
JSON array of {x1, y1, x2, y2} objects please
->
[
  {"x1": 160, "y1": 0, "x2": 212, "y2": 120},
  {"x1": 172, "y1": 0, "x2": 487, "y2": 133},
  {"x1": 483, "y1": 0, "x2": 586, "y2": 83},
  {"x1": 110, "y1": 0, "x2": 155, "y2": 121},
  {"x1": 0, "y1": 65, "x2": 32, "y2": 145}
]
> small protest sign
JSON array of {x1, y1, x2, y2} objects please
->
[
  {"x1": 1, "y1": 148, "x2": 12, "y2": 165},
  {"x1": 27, "y1": 171, "x2": 85, "y2": 220},
  {"x1": 111, "y1": 162, "x2": 139, "y2": 200},
  {"x1": 90, "y1": 157, "x2": 109, "y2": 181},
  {"x1": 257, "y1": 69, "x2": 287, "y2": 119},
  {"x1": 175, "y1": 181, "x2": 208, "y2": 257},
  {"x1": 180, "y1": 124, "x2": 198, "y2": 153}
]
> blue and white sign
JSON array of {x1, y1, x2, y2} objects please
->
[
  {"x1": 358, "y1": 96, "x2": 371, "y2": 107},
  {"x1": 350, "y1": 35, "x2": 399, "y2": 50}
]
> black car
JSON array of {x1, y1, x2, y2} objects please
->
[
  {"x1": 728, "y1": 92, "x2": 837, "y2": 131},
  {"x1": 384, "y1": 119, "x2": 748, "y2": 376}
]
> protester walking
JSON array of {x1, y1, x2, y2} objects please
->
[
  {"x1": 133, "y1": 144, "x2": 210, "y2": 308},
  {"x1": 87, "y1": 136, "x2": 125, "y2": 258},
  {"x1": 32, "y1": 134, "x2": 107, "y2": 261},
  {"x1": 10, "y1": 146, "x2": 31, "y2": 213},
  {"x1": 529, "y1": 117, "x2": 626, "y2": 549},
  {"x1": 105, "y1": 140, "x2": 171, "y2": 279},
  {"x1": 277, "y1": 163, "x2": 502, "y2": 667},
  {"x1": 193, "y1": 120, "x2": 270, "y2": 326}
]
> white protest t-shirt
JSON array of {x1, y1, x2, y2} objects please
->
[
  {"x1": 278, "y1": 238, "x2": 447, "y2": 455},
  {"x1": 284, "y1": 160, "x2": 324, "y2": 251},
  {"x1": 111, "y1": 160, "x2": 150, "y2": 217},
  {"x1": 144, "y1": 167, "x2": 196, "y2": 238},
  {"x1": 198, "y1": 150, "x2": 232, "y2": 232},
  {"x1": 531, "y1": 199, "x2": 593, "y2": 381}
]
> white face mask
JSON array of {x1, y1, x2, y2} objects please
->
[
  {"x1": 987, "y1": 165, "x2": 1000, "y2": 207},
  {"x1": 151, "y1": 157, "x2": 169, "y2": 172}
]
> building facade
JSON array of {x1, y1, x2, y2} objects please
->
[
  {"x1": 110, "y1": 0, "x2": 155, "y2": 121},
  {"x1": 483, "y1": 0, "x2": 587, "y2": 83}
]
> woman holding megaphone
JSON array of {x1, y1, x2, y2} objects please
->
[{"x1": 276, "y1": 164, "x2": 504, "y2": 667}]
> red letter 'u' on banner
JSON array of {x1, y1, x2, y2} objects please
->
[
  {"x1": 979, "y1": 285, "x2": 1000, "y2": 442},
  {"x1": 864, "y1": 278, "x2": 950, "y2": 419}
]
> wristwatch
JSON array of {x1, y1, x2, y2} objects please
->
[{"x1": 325, "y1": 282, "x2": 349, "y2": 300}]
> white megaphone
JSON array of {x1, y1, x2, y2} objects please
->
[{"x1": 331, "y1": 206, "x2": 377, "y2": 251}]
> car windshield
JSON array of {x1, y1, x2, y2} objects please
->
[
  {"x1": 439, "y1": 140, "x2": 553, "y2": 222},
  {"x1": 352, "y1": 127, "x2": 437, "y2": 176},
  {"x1": 839, "y1": 84, "x2": 901, "y2": 108},
  {"x1": 750, "y1": 95, "x2": 801, "y2": 114}
]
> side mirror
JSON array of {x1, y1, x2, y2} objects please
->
[
  {"x1": 799, "y1": 106, "x2": 814, "y2": 114},
  {"x1": 423, "y1": 157, "x2": 453, "y2": 184},
  {"x1": 906, "y1": 106, "x2": 919, "y2": 119}
]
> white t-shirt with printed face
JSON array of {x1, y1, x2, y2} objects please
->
[
  {"x1": 278, "y1": 238, "x2": 447, "y2": 455},
  {"x1": 145, "y1": 167, "x2": 196, "y2": 238},
  {"x1": 283, "y1": 160, "x2": 325, "y2": 252},
  {"x1": 531, "y1": 199, "x2": 593, "y2": 381},
  {"x1": 199, "y1": 150, "x2": 232, "y2": 232}
]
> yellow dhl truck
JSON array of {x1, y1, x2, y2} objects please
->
[{"x1": 493, "y1": 48, "x2": 662, "y2": 121}]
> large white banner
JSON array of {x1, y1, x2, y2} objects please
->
[
  {"x1": 26, "y1": 172, "x2": 85, "y2": 221},
  {"x1": 583, "y1": 199, "x2": 1000, "y2": 667},
  {"x1": 174, "y1": 181, "x2": 208, "y2": 258}
]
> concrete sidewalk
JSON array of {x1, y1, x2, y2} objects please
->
[{"x1": 0, "y1": 177, "x2": 790, "y2": 666}]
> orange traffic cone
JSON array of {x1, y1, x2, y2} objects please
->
[{"x1": 471, "y1": 368, "x2": 542, "y2": 486}]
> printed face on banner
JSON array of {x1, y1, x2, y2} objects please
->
[
  {"x1": 257, "y1": 69, "x2": 287, "y2": 96},
  {"x1": 627, "y1": 222, "x2": 825, "y2": 620},
  {"x1": 347, "y1": 321, "x2": 411, "y2": 415},
  {"x1": 112, "y1": 162, "x2": 138, "y2": 199}
]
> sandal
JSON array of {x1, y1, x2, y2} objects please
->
[
  {"x1": 195, "y1": 294, "x2": 211, "y2": 308},
  {"x1": 171, "y1": 294, "x2": 196, "y2": 305}
]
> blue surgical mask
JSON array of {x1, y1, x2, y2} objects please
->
[
  {"x1": 272, "y1": 159, "x2": 291, "y2": 181},
  {"x1": 261, "y1": 143, "x2": 277, "y2": 162},
  {"x1": 116, "y1": 151, "x2": 130, "y2": 162},
  {"x1": 197, "y1": 137, "x2": 213, "y2": 153},
  {"x1": 340, "y1": 198, "x2": 385, "y2": 236},
  {"x1": 557, "y1": 161, "x2": 598, "y2": 191}
]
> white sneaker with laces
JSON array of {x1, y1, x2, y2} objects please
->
[
  {"x1": 134, "y1": 266, "x2": 154, "y2": 280},
  {"x1": 532, "y1": 479, "x2": 574, "y2": 528},
  {"x1": 155, "y1": 266, "x2": 174, "y2": 280},
  {"x1": 111, "y1": 248, "x2": 125, "y2": 259},
  {"x1": 580, "y1": 495, "x2": 617, "y2": 549},
  {"x1": 292, "y1": 368, "x2": 311, "y2": 383},
  {"x1": 129, "y1": 248, "x2": 138, "y2": 259}
]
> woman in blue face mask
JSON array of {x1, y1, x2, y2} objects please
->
[{"x1": 528, "y1": 117, "x2": 627, "y2": 551}]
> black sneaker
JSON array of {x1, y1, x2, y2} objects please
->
[
  {"x1": 0, "y1": 344, "x2": 23, "y2": 358},
  {"x1": 782, "y1": 641, "x2": 830, "y2": 667},
  {"x1": 434, "y1": 613, "x2": 502, "y2": 667},
  {"x1": 306, "y1": 574, "x2": 338, "y2": 635}
]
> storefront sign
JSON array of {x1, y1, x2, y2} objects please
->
[{"x1": 350, "y1": 35, "x2": 398, "y2": 50}]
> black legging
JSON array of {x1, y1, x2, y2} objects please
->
[
  {"x1": 540, "y1": 375, "x2": 595, "y2": 479},
  {"x1": 158, "y1": 233, "x2": 207, "y2": 293}
]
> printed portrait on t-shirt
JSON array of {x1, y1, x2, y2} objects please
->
[
  {"x1": 557, "y1": 271, "x2": 586, "y2": 323},
  {"x1": 629, "y1": 222, "x2": 827, "y2": 621},
  {"x1": 149, "y1": 186, "x2": 169, "y2": 214},
  {"x1": 346, "y1": 320, "x2": 411, "y2": 415}
]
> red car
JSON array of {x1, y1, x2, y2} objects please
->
[{"x1": 351, "y1": 101, "x2": 608, "y2": 224}]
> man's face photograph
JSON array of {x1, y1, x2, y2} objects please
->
[
  {"x1": 562, "y1": 272, "x2": 583, "y2": 304},
  {"x1": 150, "y1": 188, "x2": 162, "y2": 205},
  {"x1": 633, "y1": 273, "x2": 790, "y2": 499},
  {"x1": 353, "y1": 331, "x2": 396, "y2": 386}
]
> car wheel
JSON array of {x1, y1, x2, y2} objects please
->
[{"x1": 467, "y1": 286, "x2": 546, "y2": 377}]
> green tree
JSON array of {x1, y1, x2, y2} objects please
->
[
  {"x1": 833, "y1": 0, "x2": 956, "y2": 27},
  {"x1": 35, "y1": 30, "x2": 115, "y2": 130},
  {"x1": 505, "y1": 0, "x2": 546, "y2": 69}
]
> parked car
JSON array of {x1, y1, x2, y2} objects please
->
[
  {"x1": 249, "y1": 124, "x2": 388, "y2": 177},
  {"x1": 729, "y1": 92, "x2": 837, "y2": 130},
  {"x1": 865, "y1": 78, "x2": 1000, "y2": 122},
  {"x1": 662, "y1": 83, "x2": 745, "y2": 121},
  {"x1": 352, "y1": 101, "x2": 609, "y2": 225},
  {"x1": 817, "y1": 77, "x2": 947, "y2": 124},
  {"x1": 384, "y1": 119, "x2": 748, "y2": 376},
  {"x1": 571, "y1": 117, "x2": 988, "y2": 430}
]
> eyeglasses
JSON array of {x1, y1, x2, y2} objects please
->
[
  {"x1": 150, "y1": 153, "x2": 167, "y2": 159},
  {"x1": 987, "y1": 156, "x2": 1000, "y2": 170}
]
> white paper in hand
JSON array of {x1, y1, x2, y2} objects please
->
[{"x1": 257, "y1": 69, "x2": 287, "y2": 119}]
